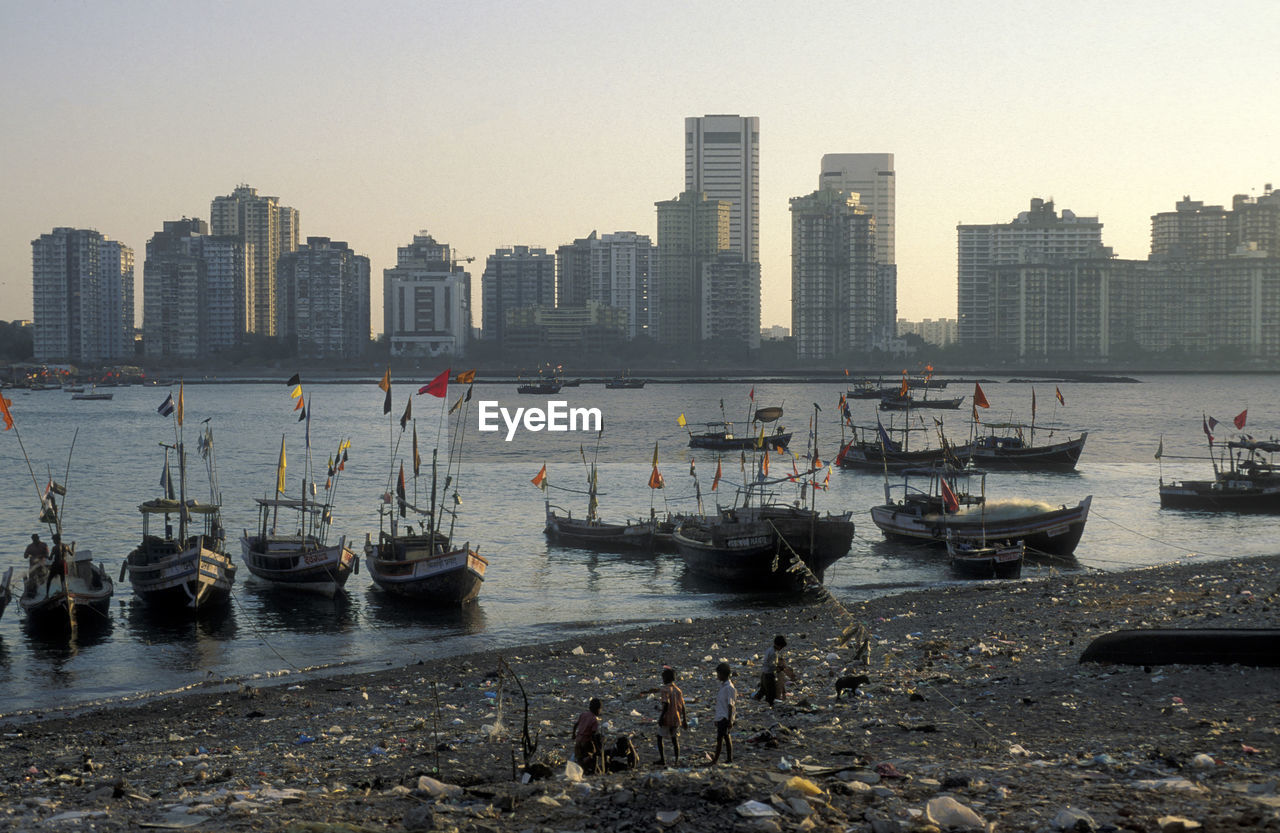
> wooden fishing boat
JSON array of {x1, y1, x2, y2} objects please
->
[
  {"x1": 241, "y1": 424, "x2": 357, "y2": 597},
  {"x1": 605, "y1": 375, "x2": 645, "y2": 389},
  {"x1": 71, "y1": 385, "x2": 113, "y2": 401},
  {"x1": 123, "y1": 398, "x2": 236, "y2": 614},
  {"x1": 870, "y1": 467, "x2": 1091, "y2": 557},
  {"x1": 0, "y1": 566, "x2": 12, "y2": 621},
  {"x1": 20, "y1": 542, "x2": 113, "y2": 630},
  {"x1": 688, "y1": 421, "x2": 791, "y2": 451},
  {"x1": 365, "y1": 373, "x2": 488, "y2": 605},
  {"x1": 835, "y1": 420, "x2": 956, "y2": 472},
  {"x1": 879, "y1": 393, "x2": 964, "y2": 411},
  {"x1": 946, "y1": 535, "x2": 1024, "y2": 579},
  {"x1": 958, "y1": 429, "x2": 1088, "y2": 471},
  {"x1": 545, "y1": 503, "x2": 655, "y2": 550},
  {"x1": 1160, "y1": 437, "x2": 1280, "y2": 512},
  {"x1": 1080, "y1": 628, "x2": 1280, "y2": 667},
  {"x1": 517, "y1": 381, "x2": 562, "y2": 394}
]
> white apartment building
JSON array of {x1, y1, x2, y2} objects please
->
[
  {"x1": 588, "y1": 231, "x2": 657, "y2": 340},
  {"x1": 384, "y1": 232, "x2": 472, "y2": 358},
  {"x1": 32, "y1": 227, "x2": 134, "y2": 363},
  {"x1": 790, "y1": 189, "x2": 878, "y2": 359},
  {"x1": 210, "y1": 184, "x2": 298, "y2": 338}
]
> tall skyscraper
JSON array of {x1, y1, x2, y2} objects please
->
[
  {"x1": 957, "y1": 199, "x2": 1110, "y2": 347},
  {"x1": 31, "y1": 227, "x2": 134, "y2": 363},
  {"x1": 143, "y1": 218, "x2": 249, "y2": 360},
  {"x1": 701, "y1": 254, "x2": 761, "y2": 349},
  {"x1": 820, "y1": 154, "x2": 897, "y2": 345},
  {"x1": 685, "y1": 115, "x2": 759, "y2": 263},
  {"x1": 481, "y1": 246, "x2": 557, "y2": 343},
  {"x1": 654, "y1": 190, "x2": 729, "y2": 345},
  {"x1": 384, "y1": 231, "x2": 472, "y2": 358},
  {"x1": 555, "y1": 231, "x2": 596, "y2": 308},
  {"x1": 210, "y1": 184, "x2": 299, "y2": 338},
  {"x1": 790, "y1": 189, "x2": 877, "y2": 360},
  {"x1": 278, "y1": 237, "x2": 371, "y2": 358}
]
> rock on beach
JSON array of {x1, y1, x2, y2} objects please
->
[{"x1": 1, "y1": 555, "x2": 1277, "y2": 832}]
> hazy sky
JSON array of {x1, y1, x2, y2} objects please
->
[{"x1": 3, "y1": 1, "x2": 1277, "y2": 334}]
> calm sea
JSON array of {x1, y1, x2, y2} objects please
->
[{"x1": 2, "y1": 374, "x2": 1277, "y2": 716}]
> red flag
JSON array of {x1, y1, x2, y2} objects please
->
[
  {"x1": 419, "y1": 368, "x2": 450, "y2": 398},
  {"x1": 940, "y1": 478, "x2": 960, "y2": 513},
  {"x1": 790, "y1": 459, "x2": 799, "y2": 482},
  {"x1": 0, "y1": 393, "x2": 13, "y2": 431},
  {"x1": 1202, "y1": 414, "x2": 1214, "y2": 446},
  {"x1": 711, "y1": 458, "x2": 722, "y2": 491},
  {"x1": 531, "y1": 464, "x2": 547, "y2": 490},
  {"x1": 648, "y1": 466, "x2": 664, "y2": 489},
  {"x1": 1055, "y1": 386, "x2": 1065, "y2": 406},
  {"x1": 1235, "y1": 409, "x2": 1248, "y2": 430},
  {"x1": 899, "y1": 373, "x2": 909, "y2": 397},
  {"x1": 748, "y1": 386, "x2": 755, "y2": 402},
  {"x1": 973, "y1": 383, "x2": 990, "y2": 409}
]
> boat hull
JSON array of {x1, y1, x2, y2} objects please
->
[
  {"x1": 689, "y1": 432, "x2": 791, "y2": 451},
  {"x1": 125, "y1": 537, "x2": 237, "y2": 613},
  {"x1": 19, "y1": 562, "x2": 114, "y2": 630},
  {"x1": 870, "y1": 496, "x2": 1091, "y2": 557},
  {"x1": 947, "y1": 540, "x2": 1024, "y2": 579},
  {"x1": 366, "y1": 535, "x2": 486, "y2": 605},
  {"x1": 835, "y1": 441, "x2": 950, "y2": 471},
  {"x1": 545, "y1": 510, "x2": 654, "y2": 551},
  {"x1": 1080, "y1": 628, "x2": 1280, "y2": 667},
  {"x1": 240, "y1": 535, "x2": 357, "y2": 597},
  {"x1": 879, "y1": 396, "x2": 964, "y2": 411},
  {"x1": 674, "y1": 507, "x2": 855, "y2": 589},
  {"x1": 1159, "y1": 479, "x2": 1280, "y2": 513},
  {"x1": 958, "y1": 433, "x2": 1087, "y2": 471}
]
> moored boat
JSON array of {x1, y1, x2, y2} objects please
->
[
  {"x1": 605, "y1": 374, "x2": 645, "y2": 389},
  {"x1": 517, "y1": 381, "x2": 562, "y2": 394},
  {"x1": 123, "y1": 390, "x2": 236, "y2": 614},
  {"x1": 879, "y1": 393, "x2": 964, "y2": 411},
  {"x1": 870, "y1": 467, "x2": 1091, "y2": 557},
  {"x1": 0, "y1": 566, "x2": 12, "y2": 621},
  {"x1": 1158, "y1": 421, "x2": 1280, "y2": 512},
  {"x1": 242, "y1": 497, "x2": 357, "y2": 597},
  {"x1": 947, "y1": 535, "x2": 1024, "y2": 579},
  {"x1": 20, "y1": 540, "x2": 113, "y2": 630},
  {"x1": 688, "y1": 421, "x2": 791, "y2": 452},
  {"x1": 835, "y1": 419, "x2": 957, "y2": 472},
  {"x1": 959, "y1": 429, "x2": 1088, "y2": 471}
]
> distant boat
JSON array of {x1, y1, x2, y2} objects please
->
[
  {"x1": 71, "y1": 385, "x2": 112, "y2": 401},
  {"x1": 605, "y1": 374, "x2": 645, "y2": 389},
  {"x1": 959, "y1": 428, "x2": 1088, "y2": 471},
  {"x1": 879, "y1": 393, "x2": 964, "y2": 411},
  {"x1": 688, "y1": 421, "x2": 791, "y2": 452},
  {"x1": 517, "y1": 381, "x2": 562, "y2": 394},
  {"x1": 1160, "y1": 435, "x2": 1280, "y2": 513}
]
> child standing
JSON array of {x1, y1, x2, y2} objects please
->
[
  {"x1": 572, "y1": 697, "x2": 603, "y2": 774},
  {"x1": 655, "y1": 666, "x2": 687, "y2": 766},
  {"x1": 708, "y1": 661, "x2": 736, "y2": 765}
]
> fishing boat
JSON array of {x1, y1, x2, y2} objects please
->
[
  {"x1": 1159, "y1": 436, "x2": 1280, "y2": 512},
  {"x1": 71, "y1": 385, "x2": 113, "y2": 401},
  {"x1": 835, "y1": 419, "x2": 957, "y2": 471},
  {"x1": 517, "y1": 380, "x2": 562, "y2": 394},
  {"x1": 542, "y1": 455, "x2": 657, "y2": 551},
  {"x1": 674, "y1": 405, "x2": 853, "y2": 588},
  {"x1": 605, "y1": 373, "x2": 645, "y2": 389},
  {"x1": 959, "y1": 428, "x2": 1088, "y2": 471},
  {"x1": 946, "y1": 535, "x2": 1024, "y2": 579},
  {"x1": 0, "y1": 566, "x2": 12, "y2": 621},
  {"x1": 686, "y1": 395, "x2": 791, "y2": 451},
  {"x1": 879, "y1": 393, "x2": 964, "y2": 411},
  {"x1": 123, "y1": 393, "x2": 236, "y2": 613},
  {"x1": 870, "y1": 467, "x2": 1091, "y2": 557},
  {"x1": 241, "y1": 427, "x2": 358, "y2": 597},
  {"x1": 365, "y1": 371, "x2": 488, "y2": 604},
  {"x1": 20, "y1": 540, "x2": 114, "y2": 630}
]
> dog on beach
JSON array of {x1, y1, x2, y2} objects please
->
[{"x1": 835, "y1": 674, "x2": 869, "y2": 699}]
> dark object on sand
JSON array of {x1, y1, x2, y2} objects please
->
[
  {"x1": 835, "y1": 674, "x2": 869, "y2": 699},
  {"x1": 1080, "y1": 628, "x2": 1280, "y2": 667}
]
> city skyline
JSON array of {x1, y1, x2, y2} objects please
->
[{"x1": 3, "y1": 2, "x2": 1277, "y2": 335}]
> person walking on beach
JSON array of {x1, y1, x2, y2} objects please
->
[
  {"x1": 655, "y1": 666, "x2": 688, "y2": 766},
  {"x1": 707, "y1": 661, "x2": 736, "y2": 766},
  {"x1": 572, "y1": 697, "x2": 603, "y2": 774},
  {"x1": 754, "y1": 634, "x2": 797, "y2": 706}
]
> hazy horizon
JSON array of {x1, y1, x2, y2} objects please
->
[{"x1": 4, "y1": 1, "x2": 1277, "y2": 335}]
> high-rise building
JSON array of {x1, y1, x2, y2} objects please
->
[
  {"x1": 957, "y1": 198, "x2": 1110, "y2": 348},
  {"x1": 210, "y1": 184, "x2": 299, "y2": 338},
  {"x1": 481, "y1": 246, "x2": 556, "y2": 343},
  {"x1": 819, "y1": 154, "x2": 895, "y2": 264},
  {"x1": 384, "y1": 231, "x2": 472, "y2": 358},
  {"x1": 655, "y1": 190, "x2": 730, "y2": 345},
  {"x1": 143, "y1": 219, "x2": 249, "y2": 360},
  {"x1": 790, "y1": 189, "x2": 877, "y2": 360},
  {"x1": 589, "y1": 231, "x2": 657, "y2": 340},
  {"x1": 555, "y1": 231, "x2": 596, "y2": 308},
  {"x1": 685, "y1": 115, "x2": 759, "y2": 263},
  {"x1": 1231, "y1": 185, "x2": 1280, "y2": 255},
  {"x1": 277, "y1": 237, "x2": 370, "y2": 358},
  {"x1": 31, "y1": 227, "x2": 134, "y2": 363},
  {"x1": 1150, "y1": 197, "x2": 1231, "y2": 260},
  {"x1": 701, "y1": 253, "x2": 761, "y2": 348}
]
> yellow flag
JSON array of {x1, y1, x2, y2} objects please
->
[
  {"x1": 755, "y1": 425, "x2": 765, "y2": 449},
  {"x1": 676, "y1": 413, "x2": 687, "y2": 427},
  {"x1": 176, "y1": 383, "x2": 185, "y2": 426},
  {"x1": 652, "y1": 442, "x2": 659, "y2": 468},
  {"x1": 378, "y1": 369, "x2": 391, "y2": 392},
  {"x1": 276, "y1": 436, "x2": 287, "y2": 493},
  {"x1": 291, "y1": 385, "x2": 303, "y2": 400}
]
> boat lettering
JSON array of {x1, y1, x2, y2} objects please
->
[
  {"x1": 478, "y1": 400, "x2": 603, "y2": 442},
  {"x1": 303, "y1": 551, "x2": 329, "y2": 565},
  {"x1": 726, "y1": 535, "x2": 772, "y2": 549}
]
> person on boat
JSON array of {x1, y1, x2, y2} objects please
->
[
  {"x1": 572, "y1": 697, "x2": 603, "y2": 775},
  {"x1": 753, "y1": 635, "x2": 797, "y2": 707},
  {"x1": 24, "y1": 533, "x2": 48, "y2": 567},
  {"x1": 655, "y1": 666, "x2": 688, "y2": 766},
  {"x1": 706, "y1": 661, "x2": 736, "y2": 766},
  {"x1": 45, "y1": 533, "x2": 70, "y2": 596}
]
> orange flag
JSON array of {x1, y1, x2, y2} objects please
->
[
  {"x1": 973, "y1": 382, "x2": 990, "y2": 409},
  {"x1": 941, "y1": 477, "x2": 960, "y2": 513},
  {"x1": 0, "y1": 393, "x2": 13, "y2": 431},
  {"x1": 531, "y1": 464, "x2": 547, "y2": 490},
  {"x1": 456, "y1": 369, "x2": 477, "y2": 384},
  {"x1": 711, "y1": 458, "x2": 722, "y2": 491},
  {"x1": 176, "y1": 383, "x2": 185, "y2": 426},
  {"x1": 1055, "y1": 386, "x2": 1065, "y2": 406},
  {"x1": 648, "y1": 466, "x2": 664, "y2": 489}
]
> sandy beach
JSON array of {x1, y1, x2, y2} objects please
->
[{"x1": 2, "y1": 554, "x2": 1277, "y2": 832}]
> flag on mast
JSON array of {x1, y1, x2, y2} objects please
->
[
  {"x1": 1235, "y1": 409, "x2": 1248, "y2": 429},
  {"x1": 940, "y1": 477, "x2": 959, "y2": 513},
  {"x1": 176, "y1": 383, "x2": 185, "y2": 426},
  {"x1": 711, "y1": 458, "x2": 722, "y2": 491},
  {"x1": 531, "y1": 464, "x2": 547, "y2": 490},
  {"x1": 419, "y1": 368, "x2": 450, "y2": 398},
  {"x1": 379, "y1": 369, "x2": 391, "y2": 414},
  {"x1": 973, "y1": 383, "x2": 990, "y2": 409},
  {"x1": 0, "y1": 392, "x2": 14, "y2": 431},
  {"x1": 1055, "y1": 386, "x2": 1065, "y2": 406},
  {"x1": 276, "y1": 436, "x2": 287, "y2": 494}
]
